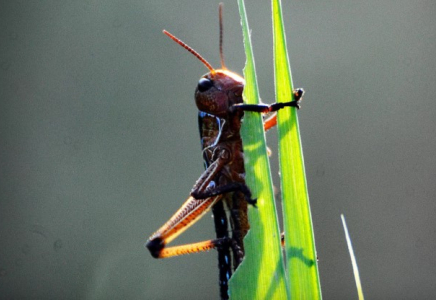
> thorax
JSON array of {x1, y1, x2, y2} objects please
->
[{"x1": 198, "y1": 111, "x2": 245, "y2": 184}]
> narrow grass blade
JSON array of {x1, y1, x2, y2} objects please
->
[
  {"x1": 228, "y1": 0, "x2": 288, "y2": 299},
  {"x1": 272, "y1": 0, "x2": 322, "y2": 298},
  {"x1": 341, "y1": 214, "x2": 365, "y2": 300}
]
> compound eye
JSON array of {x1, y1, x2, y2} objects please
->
[{"x1": 197, "y1": 78, "x2": 213, "y2": 92}]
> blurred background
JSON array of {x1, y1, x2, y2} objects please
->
[{"x1": 1, "y1": 0, "x2": 435, "y2": 299}]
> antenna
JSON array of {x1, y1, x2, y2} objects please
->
[
  {"x1": 219, "y1": 3, "x2": 226, "y2": 70},
  {"x1": 163, "y1": 30, "x2": 215, "y2": 74}
]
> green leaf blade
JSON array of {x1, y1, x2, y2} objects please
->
[
  {"x1": 228, "y1": 0, "x2": 288, "y2": 299},
  {"x1": 341, "y1": 215, "x2": 365, "y2": 300},
  {"x1": 272, "y1": 0, "x2": 322, "y2": 298}
]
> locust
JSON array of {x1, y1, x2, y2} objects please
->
[{"x1": 146, "y1": 4, "x2": 303, "y2": 299}]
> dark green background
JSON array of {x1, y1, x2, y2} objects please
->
[{"x1": 1, "y1": 0, "x2": 435, "y2": 299}]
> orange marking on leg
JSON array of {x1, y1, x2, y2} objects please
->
[
  {"x1": 158, "y1": 239, "x2": 220, "y2": 258},
  {"x1": 263, "y1": 113, "x2": 277, "y2": 131}
]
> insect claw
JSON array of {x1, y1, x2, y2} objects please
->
[
  {"x1": 247, "y1": 197, "x2": 257, "y2": 207},
  {"x1": 294, "y1": 88, "x2": 304, "y2": 99}
]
